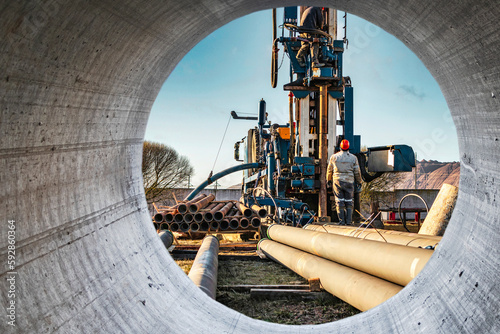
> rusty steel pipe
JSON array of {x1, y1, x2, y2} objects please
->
[
  {"x1": 251, "y1": 204, "x2": 267, "y2": 218},
  {"x1": 190, "y1": 222, "x2": 200, "y2": 232},
  {"x1": 229, "y1": 216, "x2": 240, "y2": 230},
  {"x1": 178, "y1": 193, "x2": 207, "y2": 214},
  {"x1": 210, "y1": 220, "x2": 220, "y2": 231},
  {"x1": 200, "y1": 221, "x2": 210, "y2": 231},
  {"x1": 174, "y1": 213, "x2": 184, "y2": 223},
  {"x1": 154, "y1": 213, "x2": 165, "y2": 223},
  {"x1": 304, "y1": 224, "x2": 441, "y2": 248},
  {"x1": 219, "y1": 219, "x2": 230, "y2": 231},
  {"x1": 189, "y1": 193, "x2": 216, "y2": 213},
  {"x1": 251, "y1": 217, "x2": 261, "y2": 228},
  {"x1": 194, "y1": 212, "x2": 204, "y2": 223},
  {"x1": 164, "y1": 212, "x2": 175, "y2": 223},
  {"x1": 183, "y1": 213, "x2": 194, "y2": 223},
  {"x1": 258, "y1": 239, "x2": 402, "y2": 311},
  {"x1": 160, "y1": 223, "x2": 169, "y2": 230},
  {"x1": 169, "y1": 222, "x2": 180, "y2": 232},
  {"x1": 158, "y1": 230, "x2": 174, "y2": 249},
  {"x1": 205, "y1": 202, "x2": 225, "y2": 222},
  {"x1": 236, "y1": 201, "x2": 253, "y2": 218},
  {"x1": 180, "y1": 222, "x2": 190, "y2": 233},
  {"x1": 267, "y1": 224, "x2": 434, "y2": 286},
  {"x1": 214, "y1": 202, "x2": 234, "y2": 222},
  {"x1": 188, "y1": 235, "x2": 219, "y2": 299},
  {"x1": 240, "y1": 217, "x2": 250, "y2": 229}
]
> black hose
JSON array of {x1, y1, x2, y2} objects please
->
[
  {"x1": 283, "y1": 23, "x2": 333, "y2": 40},
  {"x1": 355, "y1": 153, "x2": 383, "y2": 182},
  {"x1": 397, "y1": 194, "x2": 429, "y2": 232}
]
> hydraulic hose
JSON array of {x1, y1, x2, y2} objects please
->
[{"x1": 271, "y1": 9, "x2": 278, "y2": 88}]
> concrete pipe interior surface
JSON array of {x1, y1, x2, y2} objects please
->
[{"x1": 0, "y1": 0, "x2": 499, "y2": 333}]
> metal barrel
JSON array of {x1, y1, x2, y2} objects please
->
[
  {"x1": 258, "y1": 238, "x2": 402, "y2": 311},
  {"x1": 188, "y1": 235, "x2": 219, "y2": 299},
  {"x1": 251, "y1": 204, "x2": 267, "y2": 218},
  {"x1": 188, "y1": 193, "x2": 216, "y2": 213},
  {"x1": 268, "y1": 224, "x2": 434, "y2": 286},
  {"x1": 239, "y1": 217, "x2": 250, "y2": 229},
  {"x1": 251, "y1": 217, "x2": 261, "y2": 228},
  {"x1": 214, "y1": 202, "x2": 234, "y2": 222},
  {"x1": 169, "y1": 222, "x2": 180, "y2": 232},
  {"x1": 158, "y1": 230, "x2": 174, "y2": 249}
]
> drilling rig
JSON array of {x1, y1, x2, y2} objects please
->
[{"x1": 233, "y1": 7, "x2": 415, "y2": 226}]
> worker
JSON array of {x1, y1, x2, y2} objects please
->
[
  {"x1": 296, "y1": 6, "x2": 325, "y2": 68},
  {"x1": 327, "y1": 139, "x2": 362, "y2": 225}
]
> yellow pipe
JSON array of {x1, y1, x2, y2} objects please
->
[
  {"x1": 268, "y1": 224, "x2": 433, "y2": 286},
  {"x1": 258, "y1": 239, "x2": 402, "y2": 311},
  {"x1": 305, "y1": 224, "x2": 441, "y2": 248}
]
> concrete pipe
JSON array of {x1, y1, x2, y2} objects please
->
[
  {"x1": 268, "y1": 224, "x2": 433, "y2": 286},
  {"x1": 189, "y1": 193, "x2": 216, "y2": 213},
  {"x1": 158, "y1": 230, "x2": 174, "y2": 249},
  {"x1": 188, "y1": 235, "x2": 220, "y2": 299},
  {"x1": 1, "y1": 0, "x2": 499, "y2": 333},
  {"x1": 305, "y1": 224, "x2": 441, "y2": 248},
  {"x1": 419, "y1": 184, "x2": 459, "y2": 236},
  {"x1": 258, "y1": 239, "x2": 402, "y2": 311}
]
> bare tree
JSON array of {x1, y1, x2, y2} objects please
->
[{"x1": 142, "y1": 141, "x2": 194, "y2": 203}]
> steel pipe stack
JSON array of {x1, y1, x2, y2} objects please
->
[
  {"x1": 152, "y1": 196, "x2": 264, "y2": 233},
  {"x1": 188, "y1": 235, "x2": 220, "y2": 299}
]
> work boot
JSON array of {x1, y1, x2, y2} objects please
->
[
  {"x1": 345, "y1": 206, "x2": 353, "y2": 226},
  {"x1": 337, "y1": 207, "x2": 346, "y2": 225},
  {"x1": 296, "y1": 56, "x2": 306, "y2": 67},
  {"x1": 296, "y1": 46, "x2": 308, "y2": 68}
]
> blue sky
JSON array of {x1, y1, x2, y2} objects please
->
[{"x1": 145, "y1": 8, "x2": 459, "y2": 188}]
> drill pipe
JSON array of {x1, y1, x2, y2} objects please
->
[
  {"x1": 178, "y1": 194, "x2": 207, "y2": 214},
  {"x1": 229, "y1": 216, "x2": 240, "y2": 230},
  {"x1": 189, "y1": 193, "x2": 216, "y2": 213},
  {"x1": 267, "y1": 224, "x2": 433, "y2": 286},
  {"x1": 239, "y1": 217, "x2": 250, "y2": 229},
  {"x1": 236, "y1": 201, "x2": 253, "y2": 218},
  {"x1": 258, "y1": 239, "x2": 402, "y2": 311},
  {"x1": 205, "y1": 202, "x2": 225, "y2": 222},
  {"x1": 304, "y1": 224, "x2": 441, "y2": 248},
  {"x1": 169, "y1": 222, "x2": 180, "y2": 232},
  {"x1": 153, "y1": 213, "x2": 165, "y2": 223},
  {"x1": 190, "y1": 222, "x2": 200, "y2": 232},
  {"x1": 219, "y1": 219, "x2": 230, "y2": 231},
  {"x1": 164, "y1": 212, "x2": 175, "y2": 223},
  {"x1": 210, "y1": 220, "x2": 220, "y2": 231},
  {"x1": 183, "y1": 213, "x2": 194, "y2": 223},
  {"x1": 251, "y1": 204, "x2": 267, "y2": 218},
  {"x1": 160, "y1": 223, "x2": 169, "y2": 230},
  {"x1": 251, "y1": 217, "x2": 261, "y2": 228},
  {"x1": 158, "y1": 230, "x2": 174, "y2": 249},
  {"x1": 200, "y1": 221, "x2": 210, "y2": 231},
  {"x1": 174, "y1": 213, "x2": 184, "y2": 223},
  {"x1": 194, "y1": 212, "x2": 204, "y2": 223},
  {"x1": 188, "y1": 235, "x2": 219, "y2": 299},
  {"x1": 180, "y1": 222, "x2": 190, "y2": 233},
  {"x1": 214, "y1": 202, "x2": 234, "y2": 222}
]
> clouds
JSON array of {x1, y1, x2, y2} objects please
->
[{"x1": 397, "y1": 85, "x2": 426, "y2": 100}]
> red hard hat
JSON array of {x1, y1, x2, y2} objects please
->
[{"x1": 340, "y1": 139, "x2": 350, "y2": 151}]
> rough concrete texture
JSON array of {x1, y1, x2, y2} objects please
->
[{"x1": 0, "y1": 0, "x2": 499, "y2": 333}]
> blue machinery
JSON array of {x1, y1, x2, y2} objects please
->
[{"x1": 206, "y1": 7, "x2": 415, "y2": 226}]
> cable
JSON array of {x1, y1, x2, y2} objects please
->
[
  {"x1": 398, "y1": 193, "x2": 429, "y2": 232},
  {"x1": 211, "y1": 114, "x2": 232, "y2": 174}
]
